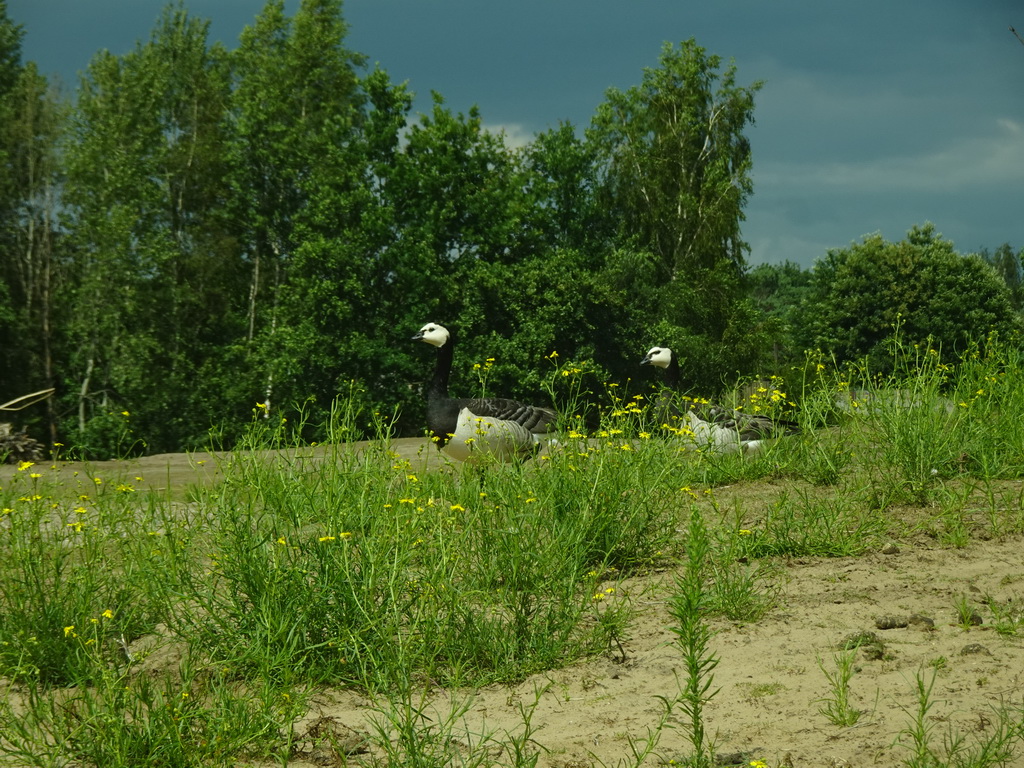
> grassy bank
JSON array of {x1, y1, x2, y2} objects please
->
[{"x1": 2, "y1": 341, "x2": 1024, "y2": 766}]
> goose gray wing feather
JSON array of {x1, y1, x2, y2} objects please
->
[
  {"x1": 459, "y1": 397, "x2": 557, "y2": 435},
  {"x1": 693, "y1": 403, "x2": 801, "y2": 440}
]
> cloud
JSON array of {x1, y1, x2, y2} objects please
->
[
  {"x1": 758, "y1": 117, "x2": 1024, "y2": 194},
  {"x1": 483, "y1": 123, "x2": 534, "y2": 150}
]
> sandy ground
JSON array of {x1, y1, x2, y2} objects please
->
[
  {"x1": 279, "y1": 536, "x2": 1024, "y2": 768},
  {"x1": 5, "y1": 441, "x2": 1024, "y2": 767}
]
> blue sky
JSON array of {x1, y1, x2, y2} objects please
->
[{"x1": 9, "y1": 0, "x2": 1024, "y2": 268}]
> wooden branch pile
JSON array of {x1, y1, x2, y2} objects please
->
[
  {"x1": 0, "y1": 388, "x2": 54, "y2": 464},
  {"x1": 0, "y1": 422, "x2": 45, "y2": 463}
]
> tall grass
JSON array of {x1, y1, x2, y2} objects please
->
[{"x1": 668, "y1": 506, "x2": 720, "y2": 768}]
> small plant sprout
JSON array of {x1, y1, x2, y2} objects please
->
[
  {"x1": 953, "y1": 594, "x2": 983, "y2": 630},
  {"x1": 816, "y1": 650, "x2": 862, "y2": 727}
]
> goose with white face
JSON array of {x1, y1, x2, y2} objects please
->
[
  {"x1": 640, "y1": 342, "x2": 800, "y2": 455},
  {"x1": 411, "y1": 323, "x2": 451, "y2": 348},
  {"x1": 640, "y1": 346, "x2": 674, "y2": 369}
]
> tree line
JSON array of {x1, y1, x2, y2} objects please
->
[{"x1": 0, "y1": 0, "x2": 1020, "y2": 459}]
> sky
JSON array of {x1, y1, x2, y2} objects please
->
[{"x1": 8, "y1": 0, "x2": 1024, "y2": 269}]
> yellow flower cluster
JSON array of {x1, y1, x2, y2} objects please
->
[
  {"x1": 318, "y1": 532, "x2": 353, "y2": 542},
  {"x1": 746, "y1": 375, "x2": 793, "y2": 411},
  {"x1": 63, "y1": 609, "x2": 115, "y2": 640}
]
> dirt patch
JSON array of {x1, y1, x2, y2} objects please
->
[{"x1": 0, "y1": 438, "x2": 448, "y2": 501}]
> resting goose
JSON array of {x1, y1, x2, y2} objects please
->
[
  {"x1": 412, "y1": 323, "x2": 558, "y2": 462},
  {"x1": 640, "y1": 346, "x2": 800, "y2": 454}
]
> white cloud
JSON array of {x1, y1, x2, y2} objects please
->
[{"x1": 483, "y1": 122, "x2": 534, "y2": 150}]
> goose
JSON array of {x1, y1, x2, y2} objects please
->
[
  {"x1": 640, "y1": 346, "x2": 800, "y2": 454},
  {"x1": 412, "y1": 323, "x2": 558, "y2": 462}
]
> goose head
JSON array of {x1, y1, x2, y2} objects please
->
[
  {"x1": 640, "y1": 346, "x2": 674, "y2": 369},
  {"x1": 412, "y1": 323, "x2": 451, "y2": 348}
]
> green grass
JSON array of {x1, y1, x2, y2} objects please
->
[
  {"x1": 897, "y1": 668, "x2": 1024, "y2": 768},
  {"x1": 3, "y1": 339, "x2": 1024, "y2": 766},
  {"x1": 816, "y1": 650, "x2": 862, "y2": 727}
]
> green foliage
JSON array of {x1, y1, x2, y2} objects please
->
[
  {"x1": 1, "y1": 664, "x2": 298, "y2": 766},
  {"x1": 7, "y1": 359, "x2": 1024, "y2": 763},
  {"x1": 60, "y1": 6, "x2": 243, "y2": 456},
  {"x1": 979, "y1": 242, "x2": 1024, "y2": 310},
  {"x1": 524, "y1": 121, "x2": 606, "y2": 251},
  {"x1": 897, "y1": 668, "x2": 1024, "y2": 768},
  {"x1": 816, "y1": 651, "x2": 862, "y2": 727},
  {"x1": 0, "y1": 474, "x2": 162, "y2": 686},
  {"x1": 795, "y1": 224, "x2": 1022, "y2": 371},
  {"x1": 736, "y1": 490, "x2": 887, "y2": 558},
  {"x1": 746, "y1": 261, "x2": 814, "y2": 368},
  {"x1": 171, "y1": 402, "x2": 678, "y2": 690},
  {"x1": 588, "y1": 39, "x2": 761, "y2": 282},
  {"x1": 0, "y1": 28, "x2": 65, "y2": 442}
]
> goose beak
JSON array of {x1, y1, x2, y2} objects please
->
[
  {"x1": 639, "y1": 352, "x2": 653, "y2": 366},
  {"x1": 411, "y1": 330, "x2": 425, "y2": 342}
]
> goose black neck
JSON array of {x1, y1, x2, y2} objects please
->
[
  {"x1": 665, "y1": 352, "x2": 681, "y2": 389},
  {"x1": 428, "y1": 338, "x2": 454, "y2": 402}
]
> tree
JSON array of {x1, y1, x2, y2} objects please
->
[
  {"x1": 746, "y1": 261, "x2": 814, "y2": 367},
  {"x1": 0, "y1": 63, "x2": 64, "y2": 446},
  {"x1": 585, "y1": 39, "x2": 766, "y2": 392},
  {"x1": 0, "y1": 0, "x2": 26, "y2": 400},
  {"x1": 0, "y1": 4, "x2": 68, "y2": 448},
  {"x1": 523, "y1": 121, "x2": 606, "y2": 253},
  {"x1": 271, "y1": 88, "x2": 547, "y2": 436},
  {"x1": 62, "y1": 5, "x2": 240, "y2": 455},
  {"x1": 588, "y1": 39, "x2": 761, "y2": 284},
  {"x1": 794, "y1": 224, "x2": 1022, "y2": 370},
  {"x1": 229, "y1": 0, "x2": 365, "y2": 417},
  {"x1": 979, "y1": 243, "x2": 1023, "y2": 310}
]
